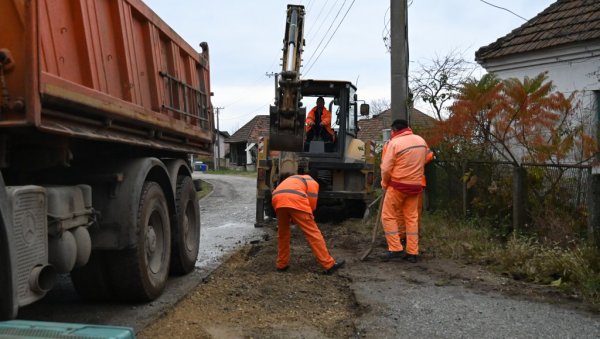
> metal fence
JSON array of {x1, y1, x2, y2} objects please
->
[{"x1": 427, "y1": 160, "x2": 592, "y2": 241}]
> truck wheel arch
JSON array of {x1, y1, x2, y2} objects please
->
[{"x1": 91, "y1": 158, "x2": 176, "y2": 250}]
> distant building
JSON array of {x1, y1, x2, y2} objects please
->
[
  {"x1": 214, "y1": 130, "x2": 230, "y2": 168},
  {"x1": 357, "y1": 108, "x2": 436, "y2": 144},
  {"x1": 225, "y1": 115, "x2": 269, "y2": 171}
]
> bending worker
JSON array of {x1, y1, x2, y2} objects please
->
[
  {"x1": 380, "y1": 119, "x2": 429, "y2": 263},
  {"x1": 305, "y1": 96, "x2": 335, "y2": 143},
  {"x1": 271, "y1": 173, "x2": 345, "y2": 274}
]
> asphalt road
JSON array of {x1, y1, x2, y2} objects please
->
[
  {"x1": 347, "y1": 255, "x2": 600, "y2": 338},
  {"x1": 17, "y1": 173, "x2": 265, "y2": 332}
]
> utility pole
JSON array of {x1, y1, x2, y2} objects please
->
[
  {"x1": 265, "y1": 72, "x2": 279, "y2": 104},
  {"x1": 214, "y1": 106, "x2": 224, "y2": 170},
  {"x1": 390, "y1": 0, "x2": 409, "y2": 122}
]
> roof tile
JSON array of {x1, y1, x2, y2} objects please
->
[{"x1": 476, "y1": 0, "x2": 600, "y2": 61}]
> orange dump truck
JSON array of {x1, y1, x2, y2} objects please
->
[{"x1": 0, "y1": 0, "x2": 213, "y2": 319}]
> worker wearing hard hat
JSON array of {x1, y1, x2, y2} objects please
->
[
  {"x1": 305, "y1": 97, "x2": 335, "y2": 143},
  {"x1": 380, "y1": 119, "x2": 429, "y2": 263},
  {"x1": 271, "y1": 173, "x2": 345, "y2": 274}
]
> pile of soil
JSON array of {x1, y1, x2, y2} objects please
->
[{"x1": 139, "y1": 221, "x2": 365, "y2": 338}]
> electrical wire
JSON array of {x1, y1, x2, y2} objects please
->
[
  {"x1": 479, "y1": 0, "x2": 527, "y2": 21},
  {"x1": 304, "y1": 0, "x2": 356, "y2": 76},
  {"x1": 302, "y1": 0, "x2": 347, "y2": 74},
  {"x1": 305, "y1": 0, "x2": 331, "y2": 39}
]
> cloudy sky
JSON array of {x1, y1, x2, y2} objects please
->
[{"x1": 143, "y1": 0, "x2": 555, "y2": 134}]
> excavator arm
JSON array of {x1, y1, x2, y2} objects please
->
[{"x1": 269, "y1": 4, "x2": 306, "y2": 151}]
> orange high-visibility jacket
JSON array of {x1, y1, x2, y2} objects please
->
[
  {"x1": 305, "y1": 106, "x2": 335, "y2": 138},
  {"x1": 380, "y1": 129, "x2": 429, "y2": 189},
  {"x1": 272, "y1": 175, "x2": 319, "y2": 214}
]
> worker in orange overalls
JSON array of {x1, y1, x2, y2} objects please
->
[
  {"x1": 305, "y1": 97, "x2": 335, "y2": 143},
  {"x1": 380, "y1": 119, "x2": 429, "y2": 263},
  {"x1": 381, "y1": 144, "x2": 434, "y2": 246},
  {"x1": 271, "y1": 173, "x2": 345, "y2": 274}
]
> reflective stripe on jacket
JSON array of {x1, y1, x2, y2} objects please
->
[
  {"x1": 305, "y1": 106, "x2": 335, "y2": 138},
  {"x1": 380, "y1": 129, "x2": 429, "y2": 189},
  {"x1": 272, "y1": 175, "x2": 319, "y2": 214}
]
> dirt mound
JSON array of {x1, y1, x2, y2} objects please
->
[{"x1": 140, "y1": 222, "x2": 366, "y2": 338}]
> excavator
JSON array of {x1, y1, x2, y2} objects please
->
[{"x1": 256, "y1": 4, "x2": 376, "y2": 226}]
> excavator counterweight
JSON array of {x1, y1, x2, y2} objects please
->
[{"x1": 269, "y1": 4, "x2": 306, "y2": 151}]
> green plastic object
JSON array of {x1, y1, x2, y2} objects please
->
[{"x1": 0, "y1": 320, "x2": 135, "y2": 339}]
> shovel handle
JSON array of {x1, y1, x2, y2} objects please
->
[{"x1": 370, "y1": 190, "x2": 386, "y2": 244}]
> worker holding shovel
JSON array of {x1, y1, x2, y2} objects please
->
[{"x1": 379, "y1": 119, "x2": 429, "y2": 263}]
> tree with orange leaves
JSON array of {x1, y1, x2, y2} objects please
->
[{"x1": 433, "y1": 72, "x2": 597, "y2": 166}]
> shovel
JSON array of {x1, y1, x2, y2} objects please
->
[
  {"x1": 362, "y1": 194, "x2": 383, "y2": 221},
  {"x1": 360, "y1": 190, "x2": 386, "y2": 261}
]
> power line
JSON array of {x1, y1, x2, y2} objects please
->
[
  {"x1": 479, "y1": 0, "x2": 527, "y2": 21},
  {"x1": 304, "y1": 0, "x2": 356, "y2": 76},
  {"x1": 302, "y1": 0, "x2": 347, "y2": 73},
  {"x1": 305, "y1": 0, "x2": 331, "y2": 38}
]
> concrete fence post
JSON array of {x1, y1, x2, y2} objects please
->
[
  {"x1": 512, "y1": 165, "x2": 527, "y2": 233},
  {"x1": 588, "y1": 173, "x2": 600, "y2": 248}
]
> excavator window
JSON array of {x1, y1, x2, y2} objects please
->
[{"x1": 303, "y1": 95, "x2": 339, "y2": 153}]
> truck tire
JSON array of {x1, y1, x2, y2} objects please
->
[
  {"x1": 170, "y1": 176, "x2": 200, "y2": 275},
  {"x1": 108, "y1": 181, "x2": 171, "y2": 302},
  {"x1": 71, "y1": 250, "x2": 114, "y2": 301}
]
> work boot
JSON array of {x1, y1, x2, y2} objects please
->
[
  {"x1": 324, "y1": 259, "x2": 346, "y2": 275},
  {"x1": 380, "y1": 250, "x2": 405, "y2": 262},
  {"x1": 404, "y1": 254, "x2": 417, "y2": 263}
]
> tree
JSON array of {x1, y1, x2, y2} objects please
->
[
  {"x1": 409, "y1": 51, "x2": 478, "y2": 121},
  {"x1": 368, "y1": 98, "x2": 391, "y2": 117},
  {"x1": 434, "y1": 72, "x2": 597, "y2": 166}
]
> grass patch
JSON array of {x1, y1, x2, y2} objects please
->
[
  {"x1": 421, "y1": 211, "x2": 600, "y2": 305},
  {"x1": 197, "y1": 169, "x2": 257, "y2": 178},
  {"x1": 196, "y1": 179, "x2": 213, "y2": 200}
]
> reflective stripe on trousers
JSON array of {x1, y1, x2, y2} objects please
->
[{"x1": 381, "y1": 188, "x2": 420, "y2": 254}]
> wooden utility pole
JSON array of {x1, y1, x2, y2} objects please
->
[
  {"x1": 390, "y1": 0, "x2": 409, "y2": 122},
  {"x1": 214, "y1": 107, "x2": 223, "y2": 170}
]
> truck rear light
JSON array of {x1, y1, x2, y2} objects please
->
[
  {"x1": 258, "y1": 168, "x2": 266, "y2": 182},
  {"x1": 367, "y1": 172, "x2": 374, "y2": 185}
]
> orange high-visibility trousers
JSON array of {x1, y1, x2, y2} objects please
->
[
  {"x1": 381, "y1": 188, "x2": 420, "y2": 255},
  {"x1": 275, "y1": 207, "x2": 336, "y2": 270},
  {"x1": 397, "y1": 191, "x2": 424, "y2": 240}
]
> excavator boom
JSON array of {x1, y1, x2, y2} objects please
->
[{"x1": 269, "y1": 4, "x2": 306, "y2": 151}]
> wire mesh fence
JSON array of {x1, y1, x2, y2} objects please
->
[{"x1": 427, "y1": 160, "x2": 592, "y2": 241}]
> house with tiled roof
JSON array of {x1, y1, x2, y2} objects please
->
[
  {"x1": 475, "y1": 0, "x2": 600, "y2": 155},
  {"x1": 225, "y1": 115, "x2": 269, "y2": 170},
  {"x1": 357, "y1": 107, "x2": 436, "y2": 143}
]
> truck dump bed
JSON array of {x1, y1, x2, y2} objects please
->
[{"x1": 0, "y1": 0, "x2": 213, "y2": 154}]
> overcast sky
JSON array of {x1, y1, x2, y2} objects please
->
[{"x1": 143, "y1": 0, "x2": 555, "y2": 134}]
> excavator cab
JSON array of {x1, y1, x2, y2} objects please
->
[{"x1": 299, "y1": 79, "x2": 363, "y2": 158}]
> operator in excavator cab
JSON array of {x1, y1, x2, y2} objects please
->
[{"x1": 305, "y1": 96, "x2": 335, "y2": 145}]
